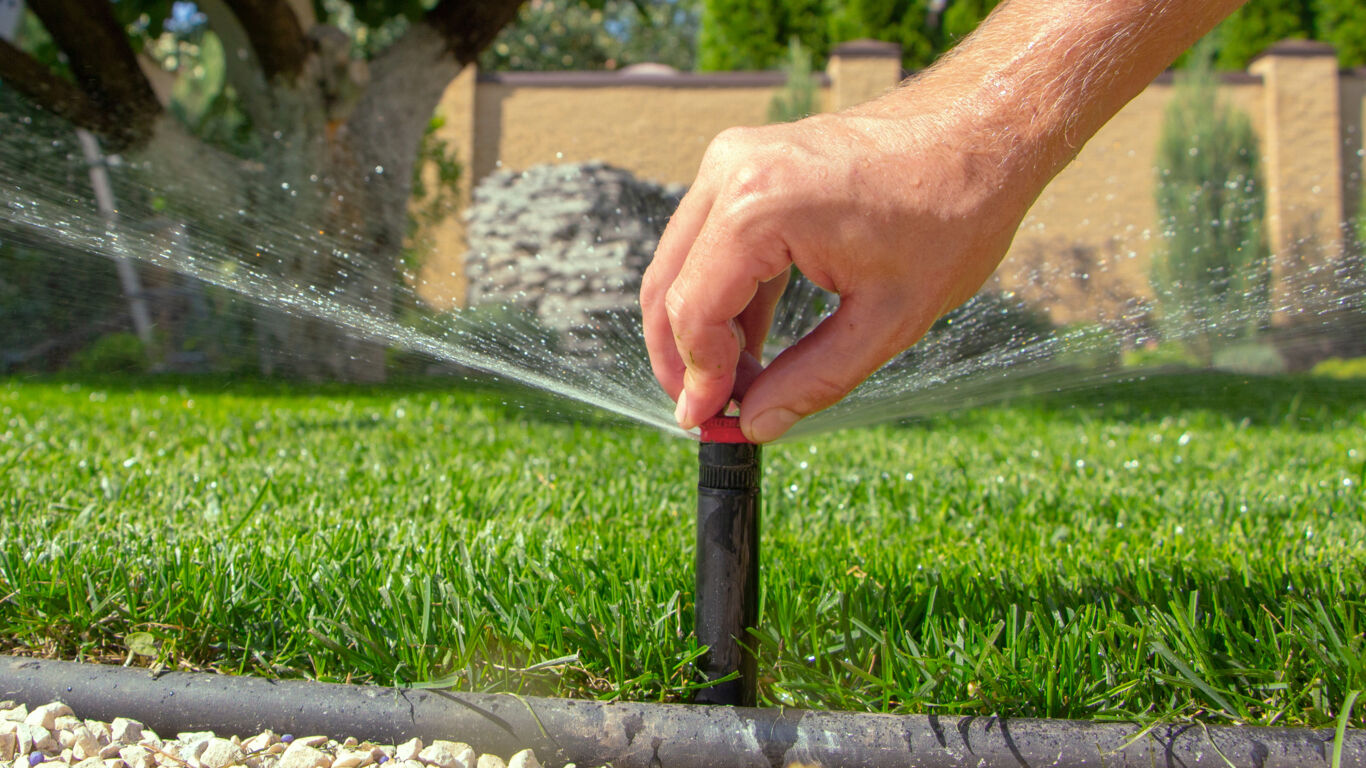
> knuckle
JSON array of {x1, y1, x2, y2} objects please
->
[
  {"x1": 663, "y1": 284, "x2": 691, "y2": 328},
  {"x1": 639, "y1": 267, "x2": 664, "y2": 307},
  {"x1": 797, "y1": 369, "x2": 857, "y2": 413}
]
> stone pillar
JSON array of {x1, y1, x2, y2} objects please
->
[
  {"x1": 826, "y1": 39, "x2": 903, "y2": 111},
  {"x1": 1248, "y1": 40, "x2": 1347, "y2": 314}
]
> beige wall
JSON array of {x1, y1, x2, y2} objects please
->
[{"x1": 416, "y1": 39, "x2": 1362, "y2": 324}]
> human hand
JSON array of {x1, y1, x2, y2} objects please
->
[{"x1": 640, "y1": 107, "x2": 1040, "y2": 443}]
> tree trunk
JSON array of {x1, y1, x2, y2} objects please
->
[{"x1": 244, "y1": 23, "x2": 461, "y2": 382}]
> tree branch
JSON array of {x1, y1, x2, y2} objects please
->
[
  {"x1": 195, "y1": 0, "x2": 275, "y2": 127},
  {"x1": 426, "y1": 0, "x2": 526, "y2": 63},
  {"x1": 221, "y1": 0, "x2": 309, "y2": 81},
  {"x1": 28, "y1": 0, "x2": 161, "y2": 150},
  {"x1": 0, "y1": 38, "x2": 105, "y2": 131}
]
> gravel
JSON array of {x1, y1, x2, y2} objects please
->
[{"x1": 0, "y1": 702, "x2": 565, "y2": 768}]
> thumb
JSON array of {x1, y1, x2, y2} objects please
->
[{"x1": 739, "y1": 297, "x2": 929, "y2": 443}]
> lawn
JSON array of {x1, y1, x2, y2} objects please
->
[{"x1": 0, "y1": 372, "x2": 1363, "y2": 727}]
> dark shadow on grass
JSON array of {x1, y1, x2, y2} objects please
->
[
  {"x1": 1, "y1": 371, "x2": 661, "y2": 433},
  {"x1": 895, "y1": 371, "x2": 1366, "y2": 432}
]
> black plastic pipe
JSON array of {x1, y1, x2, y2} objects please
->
[
  {"x1": 4, "y1": 656, "x2": 1362, "y2": 768},
  {"x1": 693, "y1": 415, "x2": 760, "y2": 706}
]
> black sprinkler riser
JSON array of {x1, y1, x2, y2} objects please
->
[
  {"x1": 3, "y1": 657, "x2": 1362, "y2": 768},
  {"x1": 694, "y1": 438, "x2": 761, "y2": 706}
]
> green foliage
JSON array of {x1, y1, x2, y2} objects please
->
[
  {"x1": 1122, "y1": 341, "x2": 1201, "y2": 370},
  {"x1": 482, "y1": 0, "x2": 701, "y2": 71},
  {"x1": 2, "y1": 374, "x2": 1365, "y2": 723},
  {"x1": 702, "y1": 0, "x2": 999, "y2": 73},
  {"x1": 939, "y1": 0, "x2": 998, "y2": 47},
  {"x1": 699, "y1": 0, "x2": 805, "y2": 70},
  {"x1": 826, "y1": 0, "x2": 937, "y2": 69},
  {"x1": 1313, "y1": 0, "x2": 1366, "y2": 66},
  {"x1": 0, "y1": 243, "x2": 126, "y2": 372},
  {"x1": 1152, "y1": 40, "x2": 1269, "y2": 364},
  {"x1": 1312, "y1": 357, "x2": 1366, "y2": 379},
  {"x1": 165, "y1": 32, "x2": 257, "y2": 155},
  {"x1": 1055, "y1": 323, "x2": 1122, "y2": 371},
  {"x1": 1211, "y1": 340, "x2": 1287, "y2": 375},
  {"x1": 767, "y1": 38, "x2": 818, "y2": 123},
  {"x1": 1212, "y1": 0, "x2": 1313, "y2": 69},
  {"x1": 69, "y1": 333, "x2": 150, "y2": 375}
]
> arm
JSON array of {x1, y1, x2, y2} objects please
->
[{"x1": 640, "y1": 0, "x2": 1247, "y2": 442}]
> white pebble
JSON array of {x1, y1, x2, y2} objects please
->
[
  {"x1": 0, "y1": 705, "x2": 27, "y2": 723},
  {"x1": 199, "y1": 738, "x2": 245, "y2": 768},
  {"x1": 74, "y1": 758, "x2": 105, "y2": 768},
  {"x1": 118, "y1": 745, "x2": 154, "y2": 768},
  {"x1": 0, "y1": 731, "x2": 16, "y2": 762},
  {"x1": 295, "y1": 737, "x2": 329, "y2": 750},
  {"x1": 99, "y1": 744, "x2": 125, "y2": 760},
  {"x1": 55, "y1": 717, "x2": 83, "y2": 733},
  {"x1": 395, "y1": 740, "x2": 423, "y2": 763},
  {"x1": 31, "y1": 724, "x2": 60, "y2": 753},
  {"x1": 110, "y1": 720, "x2": 144, "y2": 746},
  {"x1": 243, "y1": 731, "x2": 279, "y2": 753},
  {"x1": 277, "y1": 742, "x2": 330, "y2": 768},
  {"x1": 104, "y1": 759, "x2": 128, "y2": 768},
  {"x1": 26, "y1": 703, "x2": 73, "y2": 732},
  {"x1": 418, "y1": 741, "x2": 473, "y2": 768},
  {"x1": 71, "y1": 727, "x2": 101, "y2": 761},
  {"x1": 475, "y1": 755, "x2": 506, "y2": 768},
  {"x1": 506, "y1": 750, "x2": 539, "y2": 768},
  {"x1": 84, "y1": 723, "x2": 112, "y2": 749}
]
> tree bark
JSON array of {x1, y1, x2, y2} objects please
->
[
  {"x1": 222, "y1": 0, "x2": 309, "y2": 80},
  {"x1": 11, "y1": 0, "x2": 526, "y2": 381},
  {"x1": 27, "y1": 0, "x2": 161, "y2": 149},
  {"x1": 0, "y1": 39, "x2": 105, "y2": 131}
]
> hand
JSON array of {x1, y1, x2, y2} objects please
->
[{"x1": 641, "y1": 107, "x2": 1039, "y2": 443}]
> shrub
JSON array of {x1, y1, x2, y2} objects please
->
[
  {"x1": 1152, "y1": 38, "x2": 1270, "y2": 365},
  {"x1": 768, "y1": 38, "x2": 818, "y2": 124},
  {"x1": 1212, "y1": 341, "x2": 1287, "y2": 375},
  {"x1": 70, "y1": 333, "x2": 150, "y2": 375},
  {"x1": 1122, "y1": 342, "x2": 1200, "y2": 370},
  {"x1": 1055, "y1": 323, "x2": 1123, "y2": 371},
  {"x1": 1311, "y1": 357, "x2": 1366, "y2": 379}
]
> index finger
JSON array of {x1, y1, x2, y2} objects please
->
[
  {"x1": 665, "y1": 204, "x2": 792, "y2": 428},
  {"x1": 641, "y1": 184, "x2": 716, "y2": 400}
]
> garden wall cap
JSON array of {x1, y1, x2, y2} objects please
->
[
  {"x1": 1250, "y1": 38, "x2": 1338, "y2": 62},
  {"x1": 830, "y1": 39, "x2": 902, "y2": 59}
]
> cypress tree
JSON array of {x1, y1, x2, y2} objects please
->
[
  {"x1": 1152, "y1": 40, "x2": 1270, "y2": 363},
  {"x1": 1213, "y1": 0, "x2": 1313, "y2": 69},
  {"x1": 1312, "y1": 0, "x2": 1366, "y2": 67}
]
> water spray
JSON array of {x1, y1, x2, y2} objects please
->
[{"x1": 693, "y1": 414, "x2": 760, "y2": 706}]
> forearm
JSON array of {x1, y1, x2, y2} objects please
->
[{"x1": 855, "y1": 0, "x2": 1247, "y2": 192}]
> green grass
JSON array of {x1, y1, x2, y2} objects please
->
[{"x1": 1, "y1": 372, "x2": 1363, "y2": 727}]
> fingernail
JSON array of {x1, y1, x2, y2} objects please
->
[
  {"x1": 746, "y1": 408, "x2": 800, "y2": 443},
  {"x1": 674, "y1": 389, "x2": 691, "y2": 429}
]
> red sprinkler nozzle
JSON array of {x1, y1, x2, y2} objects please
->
[{"x1": 699, "y1": 415, "x2": 751, "y2": 444}]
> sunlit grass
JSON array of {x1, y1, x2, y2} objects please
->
[{"x1": 1, "y1": 372, "x2": 1362, "y2": 726}]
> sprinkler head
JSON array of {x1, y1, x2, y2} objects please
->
[
  {"x1": 699, "y1": 415, "x2": 750, "y2": 444},
  {"x1": 693, "y1": 413, "x2": 760, "y2": 706}
]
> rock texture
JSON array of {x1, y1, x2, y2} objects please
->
[
  {"x1": 463, "y1": 162, "x2": 683, "y2": 363},
  {"x1": 0, "y1": 701, "x2": 569, "y2": 768}
]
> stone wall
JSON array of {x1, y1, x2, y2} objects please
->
[
  {"x1": 463, "y1": 162, "x2": 681, "y2": 359},
  {"x1": 421, "y1": 39, "x2": 1364, "y2": 327}
]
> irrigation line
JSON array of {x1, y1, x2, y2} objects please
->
[{"x1": 3, "y1": 656, "x2": 1362, "y2": 768}]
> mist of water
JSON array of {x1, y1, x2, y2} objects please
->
[{"x1": 2, "y1": 107, "x2": 1362, "y2": 440}]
